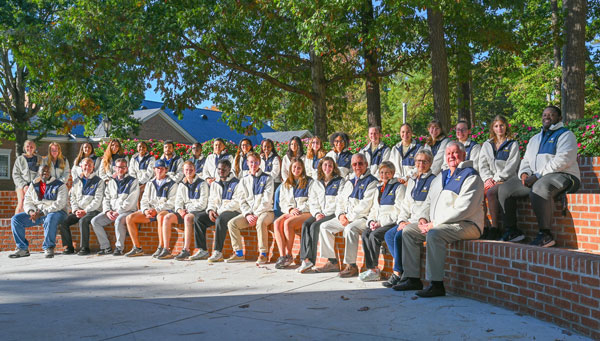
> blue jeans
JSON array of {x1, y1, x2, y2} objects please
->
[
  {"x1": 11, "y1": 211, "x2": 67, "y2": 250},
  {"x1": 273, "y1": 184, "x2": 283, "y2": 218},
  {"x1": 384, "y1": 226, "x2": 403, "y2": 273}
]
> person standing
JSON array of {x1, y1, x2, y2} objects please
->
[{"x1": 12, "y1": 140, "x2": 42, "y2": 214}]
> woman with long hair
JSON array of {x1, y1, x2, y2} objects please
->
[
  {"x1": 99, "y1": 139, "x2": 128, "y2": 181},
  {"x1": 297, "y1": 156, "x2": 345, "y2": 273},
  {"x1": 44, "y1": 142, "x2": 70, "y2": 183},
  {"x1": 325, "y1": 132, "x2": 353, "y2": 178},
  {"x1": 478, "y1": 115, "x2": 520, "y2": 240},
  {"x1": 71, "y1": 142, "x2": 100, "y2": 180},
  {"x1": 273, "y1": 158, "x2": 314, "y2": 269},
  {"x1": 304, "y1": 136, "x2": 326, "y2": 179},
  {"x1": 12, "y1": 140, "x2": 42, "y2": 214},
  {"x1": 422, "y1": 119, "x2": 449, "y2": 175},
  {"x1": 281, "y1": 136, "x2": 305, "y2": 182},
  {"x1": 259, "y1": 139, "x2": 281, "y2": 183},
  {"x1": 233, "y1": 138, "x2": 253, "y2": 178},
  {"x1": 390, "y1": 123, "x2": 422, "y2": 184}
]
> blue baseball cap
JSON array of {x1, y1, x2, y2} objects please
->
[{"x1": 154, "y1": 159, "x2": 167, "y2": 168}]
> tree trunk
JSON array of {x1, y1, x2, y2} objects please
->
[
  {"x1": 551, "y1": 0, "x2": 562, "y2": 101},
  {"x1": 14, "y1": 127, "x2": 28, "y2": 157},
  {"x1": 362, "y1": 0, "x2": 381, "y2": 129},
  {"x1": 562, "y1": 0, "x2": 587, "y2": 122},
  {"x1": 427, "y1": 7, "x2": 451, "y2": 132},
  {"x1": 456, "y1": 37, "x2": 472, "y2": 127},
  {"x1": 310, "y1": 50, "x2": 328, "y2": 140}
]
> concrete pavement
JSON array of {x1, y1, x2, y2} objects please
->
[{"x1": 0, "y1": 251, "x2": 590, "y2": 340}]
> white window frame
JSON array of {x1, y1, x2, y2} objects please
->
[{"x1": 0, "y1": 149, "x2": 11, "y2": 180}]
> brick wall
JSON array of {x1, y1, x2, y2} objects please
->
[
  {"x1": 134, "y1": 115, "x2": 194, "y2": 144},
  {"x1": 578, "y1": 156, "x2": 600, "y2": 193}
]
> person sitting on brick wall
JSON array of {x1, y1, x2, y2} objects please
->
[
  {"x1": 159, "y1": 140, "x2": 184, "y2": 183},
  {"x1": 383, "y1": 149, "x2": 435, "y2": 289},
  {"x1": 498, "y1": 106, "x2": 581, "y2": 247},
  {"x1": 314, "y1": 153, "x2": 378, "y2": 277},
  {"x1": 359, "y1": 126, "x2": 391, "y2": 180},
  {"x1": 188, "y1": 142, "x2": 206, "y2": 176},
  {"x1": 158, "y1": 161, "x2": 209, "y2": 260},
  {"x1": 12, "y1": 140, "x2": 42, "y2": 215},
  {"x1": 399, "y1": 141, "x2": 484, "y2": 297},
  {"x1": 205, "y1": 159, "x2": 243, "y2": 263},
  {"x1": 9, "y1": 164, "x2": 68, "y2": 259},
  {"x1": 359, "y1": 161, "x2": 404, "y2": 282},
  {"x1": 91, "y1": 158, "x2": 139, "y2": 256},
  {"x1": 125, "y1": 159, "x2": 177, "y2": 257},
  {"x1": 226, "y1": 152, "x2": 274, "y2": 265},
  {"x1": 203, "y1": 138, "x2": 233, "y2": 185},
  {"x1": 58, "y1": 158, "x2": 105, "y2": 256},
  {"x1": 297, "y1": 157, "x2": 345, "y2": 274}
]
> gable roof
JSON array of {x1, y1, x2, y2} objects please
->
[
  {"x1": 139, "y1": 100, "x2": 276, "y2": 145},
  {"x1": 261, "y1": 130, "x2": 313, "y2": 143}
]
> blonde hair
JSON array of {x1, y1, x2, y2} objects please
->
[
  {"x1": 306, "y1": 136, "x2": 326, "y2": 160},
  {"x1": 489, "y1": 115, "x2": 513, "y2": 144},
  {"x1": 284, "y1": 157, "x2": 308, "y2": 189},
  {"x1": 102, "y1": 139, "x2": 123, "y2": 173},
  {"x1": 46, "y1": 142, "x2": 65, "y2": 169}
]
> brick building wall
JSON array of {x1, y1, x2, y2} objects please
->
[{"x1": 132, "y1": 115, "x2": 194, "y2": 144}]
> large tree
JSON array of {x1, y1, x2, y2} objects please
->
[{"x1": 562, "y1": 0, "x2": 587, "y2": 122}]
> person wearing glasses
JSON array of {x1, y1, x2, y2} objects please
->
[
  {"x1": 326, "y1": 132, "x2": 353, "y2": 179},
  {"x1": 442, "y1": 120, "x2": 481, "y2": 172}
]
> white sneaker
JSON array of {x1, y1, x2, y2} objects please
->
[
  {"x1": 207, "y1": 250, "x2": 224, "y2": 263},
  {"x1": 189, "y1": 249, "x2": 210, "y2": 260},
  {"x1": 296, "y1": 260, "x2": 314, "y2": 273},
  {"x1": 359, "y1": 269, "x2": 381, "y2": 282}
]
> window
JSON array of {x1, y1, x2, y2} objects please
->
[{"x1": 0, "y1": 149, "x2": 10, "y2": 180}]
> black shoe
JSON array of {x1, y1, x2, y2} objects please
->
[
  {"x1": 62, "y1": 247, "x2": 75, "y2": 255},
  {"x1": 113, "y1": 248, "x2": 123, "y2": 256},
  {"x1": 393, "y1": 278, "x2": 423, "y2": 291},
  {"x1": 382, "y1": 274, "x2": 402, "y2": 288},
  {"x1": 500, "y1": 228, "x2": 525, "y2": 242},
  {"x1": 416, "y1": 284, "x2": 446, "y2": 297},
  {"x1": 97, "y1": 247, "x2": 113, "y2": 255},
  {"x1": 77, "y1": 247, "x2": 90, "y2": 256},
  {"x1": 480, "y1": 227, "x2": 500, "y2": 240},
  {"x1": 529, "y1": 231, "x2": 555, "y2": 247}
]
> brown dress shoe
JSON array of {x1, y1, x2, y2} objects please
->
[
  {"x1": 314, "y1": 261, "x2": 340, "y2": 273},
  {"x1": 339, "y1": 264, "x2": 358, "y2": 278}
]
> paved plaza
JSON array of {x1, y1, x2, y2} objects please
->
[{"x1": 0, "y1": 251, "x2": 590, "y2": 340}]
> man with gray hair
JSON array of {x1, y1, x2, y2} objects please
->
[
  {"x1": 315, "y1": 153, "x2": 378, "y2": 277},
  {"x1": 399, "y1": 141, "x2": 484, "y2": 297}
]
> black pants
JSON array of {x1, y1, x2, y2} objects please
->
[
  {"x1": 212, "y1": 210, "x2": 240, "y2": 252},
  {"x1": 193, "y1": 211, "x2": 213, "y2": 250},
  {"x1": 300, "y1": 214, "x2": 335, "y2": 264},
  {"x1": 362, "y1": 224, "x2": 395, "y2": 269},
  {"x1": 58, "y1": 210, "x2": 100, "y2": 249}
]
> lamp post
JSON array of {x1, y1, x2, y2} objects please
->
[{"x1": 102, "y1": 116, "x2": 112, "y2": 138}]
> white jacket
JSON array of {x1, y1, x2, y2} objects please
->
[
  {"x1": 24, "y1": 176, "x2": 68, "y2": 215},
  {"x1": 389, "y1": 140, "x2": 422, "y2": 181},
  {"x1": 98, "y1": 154, "x2": 129, "y2": 181},
  {"x1": 206, "y1": 173, "x2": 242, "y2": 214},
  {"x1": 160, "y1": 155, "x2": 184, "y2": 183},
  {"x1": 442, "y1": 139, "x2": 482, "y2": 172},
  {"x1": 102, "y1": 175, "x2": 139, "y2": 214},
  {"x1": 366, "y1": 179, "x2": 404, "y2": 228},
  {"x1": 71, "y1": 155, "x2": 101, "y2": 181},
  {"x1": 519, "y1": 122, "x2": 580, "y2": 180},
  {"x1": 360, "y1": 142, "x2": 391, "y2": 179},
  {"x1": 308, "y1": 177, "x2": 346, "y2": 217},
  {"x1": 128, "y1": 153, "x2": 155, "y2": 185},
  {"x1": 280, "y1": 178, "x2": 314, "y2": 214},
  {"x1": 188, "y1": 155, "x2": 206, "y2": 177},
  {"x1": 397, "y1": 171, "x2": 436, "y2": 224},
  {"x1": 69, "y1": 175, "x2": 105, "y2": 213},
  {"x1": 423, "y1": 137, "x2": 450, "y2": 175},
  {"x1": 175, "y1": 175, "x2": 209, "y2": 212},
  {"x1": 140, "y1": 177, "x2": 177, "y2": 212},
  {"x1": 238, "y1": 170, "x2": 274, "y2": 217},
  {"x1": 12, "y1": 154, "x2": 42, "y2": 189},
  {"x1": 304, "y1": 155, "x2": 324, "y2": 180},
  {"x1": 203, "y1": 152, "x2": 233, "y2": 179},
  {"x1": 43, "y1": 158, "x2": 70, "y2": 184},
  {"x1": 335, "y1": 170, "x2": 379, "y2": 222},
  {"x1": 326, "y1": 149, "x2": 353, "y2": 179},
  {"x1": 478, "y1": 139, "x2": 520, "y2": 182},
  {"x1": 428, "y1": 160, "x2": 485, "y2": 232},
  {"x1": 281, "y1": 154, "x2": 306, "y2": 183},
  {"x1": 260, "y1": 152, "x2": 282, "y2": 183}
]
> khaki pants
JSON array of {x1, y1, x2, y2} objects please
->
[
  {"x1": 228, "y1": 212, "x2": 274, "y2": 254},
  {"x1": 318, "y1": 218, "x2": 367, "y2": 265},
  {"x1": 402, "y1": 222, "x2": 481, "y2": 281}
]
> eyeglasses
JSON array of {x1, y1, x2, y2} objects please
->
[
  {"x1": 415, "y1": 159, "x2": 430, "y2": 164},
  {"x1": 116, "y1": 166, "x2": 128, "y2": 169},
  {"x1": 351, "y1": 162, "x2": 365, "y2": 166}
]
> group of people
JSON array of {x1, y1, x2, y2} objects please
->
[{"x1": 9, "y1": 105, "x2": 580, "y2": 298}]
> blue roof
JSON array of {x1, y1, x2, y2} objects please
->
[{"x1": 140, "y1": 100, "x2": 275, "y2": 145}]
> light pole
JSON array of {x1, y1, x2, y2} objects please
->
[{"x1": 102, "y1": 116, "x2": 112, "y2": 138}]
